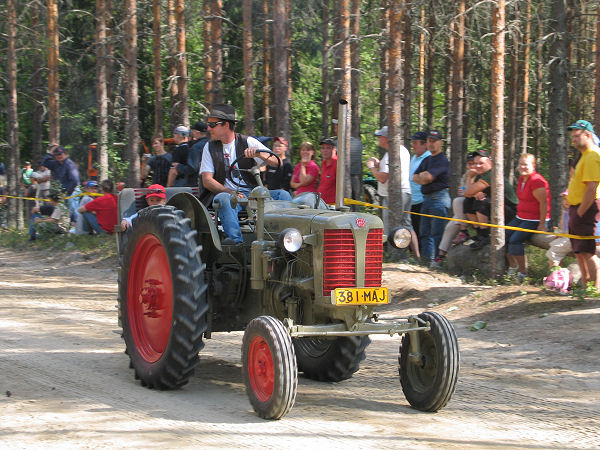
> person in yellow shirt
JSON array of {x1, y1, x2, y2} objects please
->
[{"x1": 566, "y1": 119, "x2": 600, "y2": 288}]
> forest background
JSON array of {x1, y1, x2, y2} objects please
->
[{"x1": 1, "y1": 0, "x2": 599, "y2": 249}]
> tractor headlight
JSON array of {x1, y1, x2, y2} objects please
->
[
  {"x1": 279, "y1": 228, "x2": 303, "y2": 252},
  {"x1": 388, "y1": 227, "x2": 411, "y2": 249}
]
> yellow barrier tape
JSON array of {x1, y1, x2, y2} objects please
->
[
  {"x1": 0, "y1": 192, "x2": 104, "y2": 202},
  {"x1": 344, "y1": 197, "x2": 600, "y2": 240}
]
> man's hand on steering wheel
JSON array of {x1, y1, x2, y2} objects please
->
[{"x1": 228, "y1": 149, "x2": 282, "y2": 188}]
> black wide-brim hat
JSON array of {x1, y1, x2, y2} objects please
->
[{"x1": 208, "y1": 103, "x2": 236, "y2": 122}]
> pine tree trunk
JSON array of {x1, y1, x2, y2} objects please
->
[
  {"x1": 350, "y1": 0, "x2": 361, "y2": 138},
  {"x1": 490, "y1": 0, "x2": 506, "y2": 277},
  {"x1": 401, "y1": 0, "x2": 412, "y2": 148},
  {"x1": 176, "y1": 0, "x2": 189, "y2": 126},
  {"x1": 450, "y1": 0, "x2": 465, "y2": 197},
  {"x1": 211, "y1": 0, "x2": 223, "y2": 104},
  {"x1": 273, "y1": 0, "x2": 290, "y2": 141},
  {"x1": 379, "y1": 0, "x2": 389, "y2": 128},
  {"x1": 124, "y1": 0, "x2": 141, "y2": 187},
  {"x1": 263, "y1": 0, "x2": 272, "y2": 136},
  {"x1": 533, "y1": 4, "x2": 544, "y2": 160},
  {"x1": 203, "y1": 0, "x2": 213, "y2": 110},
  {"x1": 167, "y1": 0, "x2": 179, "y2": 129},
  {"x1": 8, "y1": 0, "x2": 23, "y2": 229},
  {"x1": 506, "y1": 16, "x2": 520, "y2": 186},
  {"x1": 595, "y1": 4, "x2": 600, "y2": 132},
  {"x1": 321, "y1": 0, "x2": 330, "y2": 138},
  {"x1": 387, "y1": 0, "x2": 405, "y2": 229},
  {"x1": 286, "y1": 0, "x2": 293, "y2": 108},
  {"x1": 424, "y1": 0, "x2": 435, "y2": 129},
  {"x1": 31, "y1": 4, "x2": 44, "y2": 165},
  {"x1": 242, "y1": 0, "x2": 255, "y2": 135},
  {"x1": 417, "y1": 5, "x2": 425, "y2": 129},
  {"x1": 153, "y1": 0, "x2": 164, "y2": 140},
  {"x1": 548, "y1": 0, "x2": 570, "y2": 226},
  {"x1": 521, "y1": 0, "x2": 531, "y2": 155},
  {"x1": 445, "y1": 23, "x2": 454, "y2": 156},
  {"x1": 96, "y1": 0, "x2": 109, "y2": 181},
  {"x1": 339, "y1": 0, "x2": 352, "y2": 199},
  {"x1": 47, "y1": 0, "x2": 60, "y2": 145},
  {"x1": 105, "y1": 0, "x2": 115, "y2": 127}
]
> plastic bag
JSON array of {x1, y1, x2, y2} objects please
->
[{"x1": 543, "y1": 268, "x2": 571, "y2": 294}]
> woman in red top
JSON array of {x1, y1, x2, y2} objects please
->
[
  {"x1": 506, "y1": 153, "x2": 551, "y2": 279},
  {"x1": 290, "y1": 141, "x2": 320, "y2": 195}
]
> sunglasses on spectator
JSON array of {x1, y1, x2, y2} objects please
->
[
  {"x1": 207, "y1": 121, "x2": 226, "y2": 128},
  {"x1": 147, "y1": 188, "x2": 165, "y2": 194}
]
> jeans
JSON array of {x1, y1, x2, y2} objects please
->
[
  {"x1": 213, "y1": 189, "x2": 292, "y2": 243},
  {"x1": 81, "y1": 211, "x2": 105, "y2": 234},
  {"x1": 29, "y1": 213, "x2": 42, "y2": 238},
  {"x1": 66, "y1": 188, "x2": 81, "y2": 224},
  {"x1": 506, "y1": 217, "x2": 548, "y2": 256},
  {"x1": 420, "y1": 189, "x2": 451, "y2": 261}
]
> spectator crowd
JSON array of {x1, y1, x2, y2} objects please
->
[{"x1": 2, "y1": 109, "x2": 599, "y2": 291}]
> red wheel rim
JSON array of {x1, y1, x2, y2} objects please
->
[
  {"x1": 128, "y1": 234, "x2": 173, "y2": 363},
  {"x1": 248, "y1": 336, "x2": 274, "y2": 402}
]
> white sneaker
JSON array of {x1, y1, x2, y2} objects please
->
[{"x1": 507, "y1": 266, "x2": 518, "y2": 276}]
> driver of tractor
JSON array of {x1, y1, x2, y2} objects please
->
[{"x1": 199, "y1": 104, "x2": 292, "y2": 244}]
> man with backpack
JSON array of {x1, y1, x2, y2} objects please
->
[{"x1": 199, "y1": 104, "x2": 291, "y2": 244}]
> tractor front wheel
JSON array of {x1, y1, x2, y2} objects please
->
[
  {"x1": 242, "y1": 316, "x2": 297, "y2": 420},
  {"x1": 398, "y1": 311, "x2": 459, "y2": 411}
]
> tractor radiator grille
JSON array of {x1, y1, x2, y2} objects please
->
[{"x1": 322, "y1": 228, "x2": 383, "y2": 296}]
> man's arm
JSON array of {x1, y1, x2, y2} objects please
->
[
  {"x1": 412, "y1": 171, "x2": 434, "y2": 185},
  {"x1": 201, "y1": 172, "x2": 235, "y2": 195},
  {"x1": 577, "y1": 181, "x2": 599, "y2": 217}
]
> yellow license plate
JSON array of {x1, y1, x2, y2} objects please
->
[{"x1": 332, "y1": 287, "x2": 389, "y2": 305}]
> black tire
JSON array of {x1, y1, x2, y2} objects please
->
[
  {"x1": 293, "y1": 336, "x2": 371, "y2": 382},
  {"x1": 398, "y1": 311, "x2": 459, "y2": 412},
  {"x1": 242, "y1": 316, "x2": 297, "y2": 420},
  {"x1": 119, "y1": 205, "x2": 208, "y2": 389},
  {"x1": 363, "y1": 184, "x2": 380, "y2": 206}
]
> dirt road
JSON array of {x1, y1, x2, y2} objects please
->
[{"x1": 0, "y1": 247, "x2": 598, "y2": 448}]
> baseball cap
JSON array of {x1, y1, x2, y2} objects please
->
[
  {"x1": 427, "y1": 130, "x2": 443, "y2": 140},
  {"x1": 374, "y1": 126, "x2": 388, "y2": 137},
  {"x1": 332, "y1": 119, "x2": 339, "y2": 125},
  {"x1": 472, "y1": 149, "x2": 491, "y2": 158},
  {"x1": 25, "y1": 161, "x2": 31, "y2": 165},
  {"x1": 146, "y1": 184, "x2": 166, "y2": 199},
  {"x1": 208, "y1": 103, "x2": 236, "y2": 122},
  {"x1": 567, "y1": 119, "x2": 595, "y2": 133},
  {"x1": 85, "y1": 180, "x2": 99, "y2": 188},
  {"x1": 52, "y1": 146, "x2": 66, "y2": 155},
  {"x1": 410, "y1": 131, "x2": 428, "y2": 141},
  {"x1": 173, "y1": 126, "x2": 190, "y2": 137},
  {"x1": 273, "y1": 136, "x2": 289, "y2": 146},
  {"x1": 319, "y1": 138, "x2": 336, "y2": 146},
  {"x1": 191, "y1": 121, "x2": 208, "y2": 132}
]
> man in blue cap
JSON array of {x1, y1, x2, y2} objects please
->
[
  {"x1": 566, "y1": 119, "x2": 600, "y2": 288},
  {"x1": 409, "y1": 131, "x2": 431, "y2": 240}
]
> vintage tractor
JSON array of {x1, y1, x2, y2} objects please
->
[{"x1": 116, "y1": 105, "x2": 459, "y2": 420}]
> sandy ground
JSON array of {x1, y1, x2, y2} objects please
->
[{"x1": 0, "y1": 247, "x2": 599, "y2": 449}]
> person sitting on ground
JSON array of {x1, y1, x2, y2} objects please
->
[
  {"x1": 77, "y1": 179, "x2": 118, "y2": 234},
  {"x1": 505, "y1": 153, "x2": 551, "y2": 280},
  {"x1": 263, "y1": 137, "x2": 293, "y2": 192},
  {"x1": 464, "y1": 149, "x2": 518, "y2": 250},
  {"x1": 73, "y1": 180, "x2": 100, "y2": 235},
  {"x1": 41, "y1": 145, "x2": 81, "y2": 222},
  {"x1": 431, "y1": 153, "x2": 477, "y2": 268},
  {"x1": 290, "y1": 141, "x2": 320, "y2": 195},
  {"x1": 199, "y1": 104, "x2": 292, "y2": 244},
  {"x1": 28, "y1": 192, "x2": 70, "y2": 241},
  {"x1": 121, "y1": 184, "x2": 167, "y2": 231}
]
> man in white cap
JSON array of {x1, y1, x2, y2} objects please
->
[
  {"x1": 367, "y1": 125, "x2": 419, "y2": 257},
  {"x1": 199, "y1": 104, "x2": 291, "y2": 244},
  {"x1": 167, "y1": 125, "x2": 190, "y2": 187}
]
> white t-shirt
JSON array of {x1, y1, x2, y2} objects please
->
[
  {"x1": 377, "y1": 146, "x2": 411, "y2": 197},
  {"x1": 200, "y1": 136, "x2": 267, "y2": 192}
]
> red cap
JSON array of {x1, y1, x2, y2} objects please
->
[
  {"x1": 146, "y1": 184, "x2": 166, "y2": 199},
  {"x1": 273, "y1": 136, "x2": 289, "y2": 146}
]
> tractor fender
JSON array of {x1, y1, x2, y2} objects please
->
[{"x1": 167, "y1": 192, "x2": 222, "y2": 261}]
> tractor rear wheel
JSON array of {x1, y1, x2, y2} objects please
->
[
  {"x1": 293, "y1": 336, "x2": 371, "y2": 382},
  {"x1": 119, "y1": 205, "x2": 208, "y2": 389},
  {"x1": 398, "y1": 311, "x2": 459, "y2": 411},
  {"x1": 242, "y1": 316, "x2": 297, "y2": 420}
]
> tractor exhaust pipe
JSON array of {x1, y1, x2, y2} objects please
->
[{"x1": 336, "y1": 99, "x2": 348, "y2": 210}]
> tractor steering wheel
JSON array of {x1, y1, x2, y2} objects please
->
[{"x1": 227, "y1": 148, "x2": 281, "y2": 188}]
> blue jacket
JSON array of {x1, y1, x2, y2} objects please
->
[{"x1": 41, "y1": 154, "x2": 81, "y2": 195}]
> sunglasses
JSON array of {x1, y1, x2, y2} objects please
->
[
  {"x1": 147, "y1": 188, "x2": 165, "y2": 194},
  {"x1": 207, "y1": 121, "x2": 226, "y2": 128}
]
